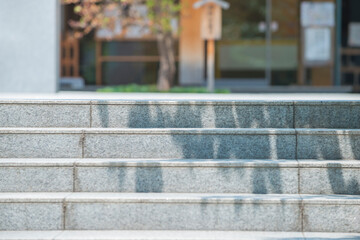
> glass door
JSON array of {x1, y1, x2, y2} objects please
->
[
  {"x1": 270, "y1": 0, "x2": 299, "y2": 86},
  {"x1": 216, "y1": 0, "x2": 268, "y2": 87},
  {"x1": 216, "y1": 0, "x2": 300, "y2": 87}
]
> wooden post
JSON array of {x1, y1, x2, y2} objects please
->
[
  {"x1": 298, "y1": 0, "x2": 305, "y2": 85},
  {"x1": 66, "y1": 40, "x2": 71, "y2": 76},
  {"x1": 355, "y1": 72, "x2": 360, "y2": 93},
  {"x1": 96, "y1": 40, "x2": 102, "y2": 86},
  {"x1": 73, "y1": 38, "x2": 80, "y2": 77},
  {"x1": 207, "y1": 39, "x2": 215, "y2": 92},
  {"x1": 298, "y1": 29, "x2": 306, "y2": 85},
  {"x1": 265, "y1": 0, "x2": 272, "y2": 85}
]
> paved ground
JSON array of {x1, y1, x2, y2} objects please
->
[
  {"x1": 0, "y1": 92, "x2": 360, "y2": 101},
  {"x1": 0, "y1": 231, "x2": 360, "y2": 240}
]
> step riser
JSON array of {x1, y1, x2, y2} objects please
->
[
  {"x1": 0, "y1": 167, "x2": 73, "y2": 192},
  {"x1": 1, "y1": 200, "x2": 359, "y2": 232},
  {"x1": 300, "y1": 167, "x2": 360, "y2": 195},
  {"x1": 91, "y1": 104, "x2": 294, "y2": 129},
  {"x1": 84, "y1": 133, "x2": 295, "y2": 159},
  {"x1": 298, "y1": 134, "x2": 360, "y2": 160},
  {"x1": 65, "y1": 202, "x2": 301, "y2": 231},
  {"x1": 1, "y1": 101, "x2": 360, "y2": 129},
  {"x1": 295, "y1": 104, "x2": 360, "y2": 129},
  {"x1": 75, "y1": 166, "x2": 297, "y2": 194},
  {"x1": 0, "y1": 166, "x2": 298, "y2": 194},
  {"x1": 0, "y1": 133, "x2": 295, "y2": 159},
  {"x1": 0, "y1": 134, "x2": 82, "y2": 158},
  {"x1": 0, "y1": 103, "x2": 91, "y2": 128},
  {"x1": 0, "y1": 203, "x2": 63, "y2": 230},
  {"x1": 2, "y1": 132, "x2": 360, "y2": 159},
  {"x1": 2, "y1": 164, "x2": 360, "y2": 195}
]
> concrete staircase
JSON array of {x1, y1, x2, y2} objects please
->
[{"x1": 0, "y1": 99, "x2": 360, "y2": 239}]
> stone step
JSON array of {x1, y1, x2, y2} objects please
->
[
  {"x1": 1, "y1": 230, "x2": 360, "y2": 240},
  {"x1": 1, "y1": 159, "x2": 360, "y2": 195},
  {"x1": 1, "y1": 100, "x2": 360, "y2": 129},
  {"x1": 1, "y1": 128, "x2": 360, "y2": 159},
  {"x1": 0, "y1": 128, "x2": 295, "y2": 159},
  {"x1": 0, "y1": 193, "x2": 359, "y2": 232}
]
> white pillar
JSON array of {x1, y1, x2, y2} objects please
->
[{"x1": 0, "y1": 0, "x2": 60, "y2": 93}]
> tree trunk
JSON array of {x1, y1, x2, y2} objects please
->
[{"x1": 156, "y1": 32, "x2": 176, "y2": 91}]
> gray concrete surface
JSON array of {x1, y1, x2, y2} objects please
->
[
  {"x1": 1, "y1": 230, "x2": 360, "y2": 240},
  {"x1": 91, "y1": 102, "x2": 293, "y2": 128},
  {"x1": 295, "y1": 102, "x2": 360, "y2": 128},
  {"x1": 3, "y1": 159, "x2": 360, "y2": 195},
  {"x1": 0, "y1": 131, "x2": 82, "y2": 158},
  {"x1": 1, "y1": 94, "x2": 360, "y2": 234},
  {"x1": 0, "y1": 203, "x2": 63, "y2": 230},
  {"x1": 1, "y1": 193, "x2": 360, "y2": 232},
  {"x1": 0, "y1": 0, "x2": 59, "y2": 93},
  {"x1": 1, "y1": 97, "x2": 360, "y2": 129},
  {"x1": 0, "y1": 103, "x2": 90, "y2": 128},
  {"x1": 297, "y1": 130, "x2": 360, "y2": 160},
  {"x1": 0, "y1": 92, "x2": 360, "y2": 100},
  {"x1": 0, "y1": 167, "x2": 73, "y2": 192},
  {"x1": 83, "y1": 129, "x2": 295, "y2": 159}
]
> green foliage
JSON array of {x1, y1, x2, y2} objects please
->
[
  {"x1": 97, "y1": 84, "x2": 230, "y2": 93},
  {"x1": 222, "y1": 0, "x2": 266, "y2": 40},
  {"x1": 146, "y1": 0, "x2": 181, "y2": 34},
  {"x1": 63, "y1": 0, "x2": 182, "y2": 91},
  {"x1": 62, "y1": 0, "x2": 181, "y2": 36}
]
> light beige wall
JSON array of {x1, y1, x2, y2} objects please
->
[{"x1": 179, "y1": 0, "x2": 205, "y2": 85}]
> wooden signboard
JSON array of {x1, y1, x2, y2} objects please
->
[
  {"x1": 194, "y1": 0, "x2": 229, "y2": 92},
  {"x1": 200, "y1": 3, "x2": 222, "y2": 40}
]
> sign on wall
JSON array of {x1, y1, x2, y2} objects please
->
[
  {"x1": 300, "y1": 2, "x2": 334, "y2": 67},
  {"x1": 304, "y1": 27, "x2": 332, "y2": 63},
  {"x1": 348, "y1": 23, "x2": 360, "y2": 47},
  {"x1": 301, "y1": 2, "x2": 335, "y2": 27}
]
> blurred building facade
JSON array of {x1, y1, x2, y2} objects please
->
[{"x1": 61, "y1": 0, "x2": 360, "y2": 90}]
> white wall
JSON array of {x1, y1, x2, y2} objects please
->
[{"x1": 0, "y1": 0, "x2": 59, "y2": 93}]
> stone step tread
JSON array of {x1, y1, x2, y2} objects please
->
[
  {"x1": 1, "y1": 128, "x2": 360, "y2": 135},
  {"x1": 1, "y1": 158, "x2": 359, "y2": 168},
  {"x1": 0, "y1": 99, "x2": 295, "y2": 105},
  {"x1": 0, "y1": 128, "x2": 295, "y2": 134},
  {"x1": 1, "y1": 99, "x2": 360, "y2": 105},
  {"x1": 1, "y1": 230, "x2": 360, "y2": 240},
  {"x1": 1, "y1": 193, "x2": 360, "y2": 204}
]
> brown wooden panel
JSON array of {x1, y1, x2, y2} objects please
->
[
  {"x1": 100, "y1": 56, "x2": 161, "y2": 62},
  {"x1": 60, "y1": 36, "x2": 80, "y2": 77},
  {"x1": 342, "y1": 48, "x2": 360, "y2": 55},
  {"x1": 311, "y1": 67, "x2": 333, "y2": 86}
]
